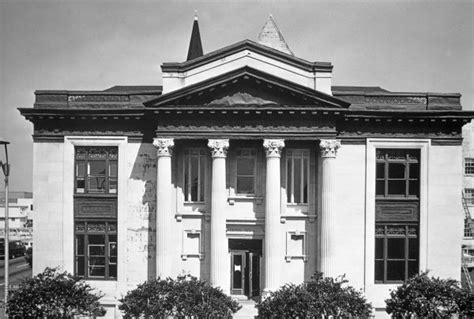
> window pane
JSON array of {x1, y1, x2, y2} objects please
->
[
  {"x1": 294, "y1": 158, "x2": 301, "y2": 203},
  {"x1": 89, "y1": 256, "x2": 106, "y2": 266},
  {"x1": 375, "y1": 238, "x2": 384, "y2": 259},
  {"x1": 388, "y1": 180, "x2": 406, "y2": 195},
  {"x1": 233, "y1": 255, "x2": 243, "y2": 289},
  {"x1": 388, "y1": 163, "x2": 405, "y2": 178},
  {"x1": 109, "y1": 161, "x2": 118, "y2": 177},
  {"x1": 109, "y1": 265, "x2": 117, "y2": 278},
  {"x1": 77, "y1": 161, "x2": 86, "y2": 177},
  {"x1": 409, "y1": 180, "x2": 419, "y2": 196},
  {"x1": 88, "y1": 235, "x2": 105, "y2": 244},
  {"x1": 89, "y1": 177, "x2": 106, "y2": 192},
  {"x1": 90, "y1": 161, "x2": 106, "y2": 175},
  {"x1": 76, "y1": 235, "x2": 84, "y2": 255},
  {"x1": 376, "y1": 163, "x2": 385, "y2": 178},
  {"x1": 376, "y1": 180, "x2": 385, "y2": 196},
  {"x1": 237, "y1": 177, "x2": 254, "y2": 194},
  {"x1": 375, "y1": 261, "x2": 384, "y2": 281},
  {"x1": 89, "y1": 265, "x2": 105, "y2": 277},
  {"x1": 303, "y1": 158, "x2": 308, "y2": 203},
  {"x1": 190, "y1": 157, "x2": 199, "y2": 201},
  {"x1": 237, "y1": 158, "x2": 254, "y2": 176},
  {"x1": 408, "y1": 261, "x2": 418, "y2": 278},
  {"x1": 409, "y1": 163, "x2": 419, "y2": 178},
  {"x1": 77, "y1": 256, "x2": 85, "y2": 277},
  {"x1": 199, "y1": 159, "x2": 205, "y2": 202},
  {"x1": 109, "y1": 242, "x2": 117, "y2": 257},
  {"x1": 408, "y1": 238, "x2": 418, "y2": 259},
  {"x1": 109, "y1": 179, "x2": 117, "y2": 193},
  {"x1": 386, "y1": 260, "x2": 405, "y2": 281},
  {"x1": 76, "y1": 179, "x2": 85, "y2": 193},
  {"x1": 387, "y1": 238, "x2": 405, "y2": 259},
  {"x1": 89, "y1": 245, "x2": 105, "y2": 256},
  {"x1": 287, "y1": 160, "x2": 292, "y2": 203}
]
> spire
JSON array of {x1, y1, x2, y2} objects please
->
[
  {"x1": 186, "y1": 10, "x2": 204, "y2": 61},
  {"x1": 257, "y1": 14, "x2": 294, "y2": 56}
]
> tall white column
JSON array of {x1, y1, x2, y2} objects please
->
[
  {"x1": 153, "y1": 138, "x2": 174, "y2": 278},
  {"x1": 208, "y1": 139, "x2": 229, "y2": 292},
  {"x1": 319, "y1": 139, "x2": 341, "y2": 277},
  {"x1": 263, "y1": 139, "x2": 285, "y2": 294}
]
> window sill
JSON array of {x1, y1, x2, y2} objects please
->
[
  {"x1": 285, "y1": 255, "x2": 308, "y2": 262},
  {"x1": 74, "y1": 193, "x2": 117, "y2": 199},
  {"x1": 181, "y1": 254, "x2": 204, "y2": 261},
  {"x1": 228, "y1": 196, "x2": 263, "y2": 205}
]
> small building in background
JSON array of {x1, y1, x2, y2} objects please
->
[{"x1": 0, "y1": 191, "x2": 34, "y2": 246}]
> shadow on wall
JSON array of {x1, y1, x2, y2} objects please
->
[{"x1": 128, "y1": 141, "x2": 160, "y2": 281}]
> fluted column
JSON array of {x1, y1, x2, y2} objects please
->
[
  {"x1": 153, "y1": 138, "x2": 174, "y2": 278},
  {"x1": 208, "y1": 139, "x2": 229, "y2": 292},
  {"x1": 319, "y1": 139, "x2": 341, "y2": 277},
  {"x1": 263, "y1": 139, "x2": 285, "y2": 294}
]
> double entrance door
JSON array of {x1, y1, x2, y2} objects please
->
[{"x1": 229, "y1": 239, "x2": 262, "y2": 298}]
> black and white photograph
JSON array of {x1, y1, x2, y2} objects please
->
[{"x1": 0, "y1": 0, "x2": 473, "y2": 317}]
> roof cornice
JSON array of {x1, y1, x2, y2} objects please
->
[{"x1": 161, "y1": 40, "x2": 333, "y2": 73}]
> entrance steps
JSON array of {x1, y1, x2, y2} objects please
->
[{"x1": 233, "y1": 296, "x2": 258, "y2": 318}]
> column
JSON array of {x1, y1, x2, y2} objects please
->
[
  {"x1": 207, "y1": 139, "x2": 229, "y2": 292},
  {"x1": 153, "y1": 138, "x2": 174, "y2": 278},
  {"x1": 319, "y1": 139, "x2": 341, "y2": 277},
  {"x1": 263, "y1": 139, "x2": 285, "y2": 294}
]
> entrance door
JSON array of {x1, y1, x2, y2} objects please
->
[
  {"x1": 230, "y1": 250, "x2": 246, "y2": 295},
  {"x1": 229, "y1": 239, "x2": 262, "y2": 298}
]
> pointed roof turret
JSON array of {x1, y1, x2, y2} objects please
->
[
  {"x1": 186, "y1": 11, "x2": 204, "y2": 61},
  {"x1": 258, "y1": 14, "x2": 294, "y2": 56}
]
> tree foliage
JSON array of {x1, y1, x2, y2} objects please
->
[
  {"x1": 6, "y1": 267, "x2": 106, "y2": 318},
  {"x1": 256, "y1": 272, "x2": 372, "y2": 318},
  {"x1": 119, "y1": 275, "x2": 241, "y2": 318},
  {"x1": 385, "y1": 272, "x2": 472, "y2": 318}
]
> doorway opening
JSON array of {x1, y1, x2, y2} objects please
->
[{"x1": 229, "y1": 239, "x2": 262, "y2": 298}]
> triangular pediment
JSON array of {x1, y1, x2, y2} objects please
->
[{"x1": 145, "y1": 67, "x2": 350, "y2": 108}]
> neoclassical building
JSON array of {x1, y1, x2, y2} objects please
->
[{"x1": 20, "y1": 16, "x2": 471, "y2": 318}]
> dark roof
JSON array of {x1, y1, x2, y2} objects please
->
[
  {"x1": 162, "y1": 40, "x2": 333, "y2": 73},
  {"x1": 187, "y1": 18, "x2": 204, "y2": 61},
  {"x1": 104, "y1": 85, "x2": 163, "y2": 93}
]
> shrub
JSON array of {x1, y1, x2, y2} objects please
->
[
  {"x1": 256, "y1": 272, "x2": 372, "y2": 318},
  {"x1": 6, "y1": 267, "x2": 106, "y2": 318},
  {"x1": 385, "y1": 272, "x2": 472, "y2": 318},
  {"x1": 119, "y1": 275, "x2": 241, "y2": 318}
]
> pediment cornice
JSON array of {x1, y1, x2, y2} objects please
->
[{"x1": 145, "y1": 66, "x2": 349, "y2": 109}]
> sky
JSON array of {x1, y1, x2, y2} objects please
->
[{"x1": 0, "y1": 0, "x2": 473, "y2": 192}]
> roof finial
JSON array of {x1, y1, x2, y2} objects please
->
[
  {"x1": 194, "y1": 9, "x2": 198, "y2": 21},
  {"x1": 186, "y1": 12, "x2": 204, "y2": 61},
  {"x1": 258, "y1": 14, "x2": 294, "y2": 56}
]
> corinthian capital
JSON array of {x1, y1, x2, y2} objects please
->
[
  {"x1": 319, "y1": 139, "x2": 341, "y2": 158},
  {"x1": 208, "y1": 139, "x2": 229, "y2": 158},
  {"x1": 153, "y1": 138, "x2": 174, "y2": 157},
  {"x1": 263, "y1": 139, "x2": 285, "y2": 158}
]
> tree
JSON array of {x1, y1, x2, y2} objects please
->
[
  {"x1": 6, "y1": 267, "x2": 106, "y2": 318},
  {"x1": 385, "y1": 272, "x2": 472, "y2": 318},
  {"x1": 119, "y1": 275, "x2": 241, "y2": 318},
  {"x1": 256, "y1": 272, "x2": 372, "y2": 318}
]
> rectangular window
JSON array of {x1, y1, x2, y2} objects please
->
[
  {"x1": 286, "y1": 149, "x2": 309, "y2": 204},
  {"x1": 236, "y1": 149, "x2": 256, "y2": 195},
  {"x1": 75, "y1": 221, "x2": 117, "y2": 280},
  {"x1": 183, "y1": 149, "x2": 206, "y2": 202},
  {"x1": 375, "y1": 224, "x2": 419, "y2": 282},
  {"x1": 376, "y1": 149, "x2": 419, "y2": 198},
  {"x1": 465, "y1": 158, "x2": 474, "y2": 175},
  {"x1": 75, "y1": 147, "x2": 118, "y2": 194},
  {"x1": 375, "y1": 148, "x2": 420, "y2": 284},
  {"x1": 464, "y1": 189, "x2": 474, "y2": 206}
]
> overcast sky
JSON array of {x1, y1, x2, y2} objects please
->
[{"x1": 0, "y1": 0, "x2": 473, "y2": 192}]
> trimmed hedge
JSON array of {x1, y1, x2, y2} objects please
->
[
  {"x1": 6, "y1": 267, "x2": 105, "y2": 318},
  {"x1": 385, "y1": 272, "x2": 472, "y2": 318},
  {"x1": 119, "y1": 275, "x2": 241, "y2": 318},
  {"x1": 256, "y1": 272, "x2": 372, "y2": 318}
]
